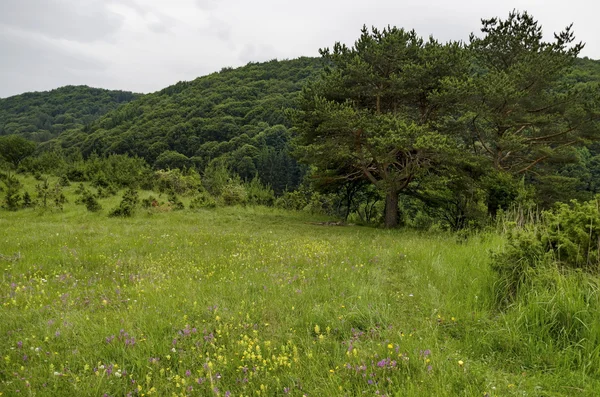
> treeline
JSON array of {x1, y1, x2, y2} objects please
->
[{"x1": 0, "y1": 86, "x2": 139, "y2": 142}]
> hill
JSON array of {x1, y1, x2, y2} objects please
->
[
  {"x1": 51, "y1": 57, "x2": 322, "y2": 193},
  {"x1": 0, "y1": 86, "x2": 139, "y2": 142}
]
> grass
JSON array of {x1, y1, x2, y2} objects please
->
[{"x1": 1, "y1": 179, "x2": 599, "y2": 396}]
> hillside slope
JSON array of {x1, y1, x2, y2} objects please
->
[
  {"x1": 53, "y1": 57, "x2": 322, "y2": 192},
  {"x1": 0, "y1": 86, "x2": 139, "y2": 142}
]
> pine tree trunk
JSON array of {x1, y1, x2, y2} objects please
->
[{"x1": 384, "y1": 189, "x2": 399, "y2": 228}]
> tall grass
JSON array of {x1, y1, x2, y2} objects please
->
[{"x1": 1, "y1": 178, "x2": 599, "y2": 395}]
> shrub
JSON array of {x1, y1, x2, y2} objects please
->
[
  {"x1": 3, "y1": 176, "x2": 22, "y2": 211},
  {"x1": 167, "y1": 189, "x2": 184, "y2": 210},
  {"x1": 275, "y1": 190, "x2": 309, "y2": 211},
  {"x1": 22, "y1": 191, "x2": 33, "y2": 208},
  {"x1": 155, "y1": 169, "x2": 201, "y2": 195},
  {"x1": 221, "y1": 182, "x2": 247, "y2": 206},
  {"x1": 109, "y1": 188, "x2": 139, "y2": 217},
  {"x1": 189, "y1": 191, "x2": 217, "y2": 210},
  {"x1": 246, "y1": 176, "x2": 275, "y2": 206},
  {"x1": 35, "y1": 178, "x2": 66, "y2": 211},
  {"x1": 75, "y1": 187, "x2": 102, "y2": 212},
  {"x1": 491, "y1": 196, "x2": 600, "y2": 306},
  {"x1": 141, "y1": 195, "x2": 158, "y2": 209}
]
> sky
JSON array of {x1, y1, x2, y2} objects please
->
[{"x1": 0, "y1": 0, "x2": 598, "y2": 98}]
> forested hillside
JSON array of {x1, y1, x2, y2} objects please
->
[
  {"x1": 49, "y1": 57, "x2": 321, "y2": 193},
  {"x1": 0, "y1": 86, "x2": 139, "y2": 142}
]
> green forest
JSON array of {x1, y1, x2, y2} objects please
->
[
  {"x1": 3, "y1": 10, "x2": 600, "y2": 396},
  {"x1": 0, "y1": 86, "x2": 138, "y2": 142}
]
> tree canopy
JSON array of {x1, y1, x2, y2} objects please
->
[
  {"x1": 294, "y1": 12, "x2": 600, "y2": 228},
  {"x1": 0, "y1": 86, "x2": 139, "y2": 142},
  {"x1": 0, "y1": 135, "x2": 36, "y2": 168}
]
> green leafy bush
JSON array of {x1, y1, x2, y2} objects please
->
[
  {"x1": 189, "y1": 191, "x2": 217, "y2": 210},
  {"x1": 492, "y1": 196, "x2": 600, "y2": 305},
  {"x1": 75, "y1": 187, "x2": 102, "y2": 212},
  {"x1": 221, "y1": 182, "x2": 247, "y2": 206},
  {"x1": 2, "y1": 176, "x2": 22, "y2": 211},
  {"x1": 246, "y1": 176, "x2": 275, "y2": 206},
  {"x1": 167, "y1": 189, "x2": 184, "y2": 210},
  {"x1": 109, "y1": 188, "x2": 139, "y2": 217}
]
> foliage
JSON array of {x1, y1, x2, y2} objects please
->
[
  {"x1": 167, "y1": 189, "x2": 185, "y2": 210},
  {"x1": 75, "y1": 186, "x2": 102, "y2": 212},
  {"x1": 465, "y1": 11, "x2": 599, "y2": 174},
  {"x1": 35, "y1": 178, "x2": 66, "y2": 210},
  {"x1": 108, "y1": 188, "x2": 139, "y2": 217},
  {"x1": 492, "y1": 196, "x2": 600, "y2": 306},
  {"x1": 2, "y1": 174, "x2": 22, "y2": 211},
  {"x1": 245, "y1": 175, "x2": 275, "y2": 206},
  {"x1": 21, "y1": 191, "x2": 33, "y2": 208},
  {"x1": 220, "y1": 180, "x2": 248, "y2": 206},
  {"x1": 0, "y1": 85, "x2": 138, "y2": 141},
  {"x1": 153, "y1": 150, "x2": 191, "y2": 170},
  {"x1": 154, "y1": 168, "x2": 201, "y2": 195},
  {"x1": 0, "y1": 134, "x2": 36, "y2": 168},
  {"x1": 46, "y1": 59, "x2": 319, "y2": 193},
  {"x1": 294, "y1": 26, "x2": 470, "y2": 227},
  {"x1": 189, "y1": 191, "x2": 217, "y2": 209}
]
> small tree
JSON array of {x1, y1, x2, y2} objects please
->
[
  {"x1": 109, "y1": 188, "x2": 139, "y2": 217},
  {"x1": 0, "y1": 135, "x2": 36, "y2": 169},
  {"x1": 2, "y1": 176, "x2": 22, "y2": 211},
  {"x1": 35, "y1": 178, "x2": 66, "y2": 210}
]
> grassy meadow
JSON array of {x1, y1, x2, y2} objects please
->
[{"x1": 1, "y1": 178, "x2": 599, "y2": 396}]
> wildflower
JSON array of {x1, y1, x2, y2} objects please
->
[{"x1": 458, "y1": 360, "x2": 464, "y2": 366}]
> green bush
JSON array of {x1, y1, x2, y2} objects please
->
[
  {"x1": 542, "y1": 199, "x2": 600, "y2": 270},
  {"x1": 109, "y1": 188, "x2": 139, "y2": 217},
  {"x1": 2, "y1": 176, "x2": 22, "y2": 211},
  {"x1": 189, "y1": 191, "x2": 217, "y2": 210},
  {"x1": 155, "y1": 169, "x2": 201, "y2": 195},
  {"x1": 491, "y1": 197, "x2": 600, "y2": 306},
  {"x1": 75, "y1": 187, "x2": 102, "y2": 212},
  {"x1": 490, "y1": 197, "x2": 600, "y2": 373},
  {"x1": 246, "y1": 176, "x2": 275, "y2": 206},
  {"x1": 35, "y1": 178, "x2": 66, "y2": 211},
  {"x1": 141, "y1": 195, "x2": 158, "y2": 209},
  {"x1": 221, "y1": 182, "x2": 247, "y2": 206},
  {"x1": 275, "y1": 190, "x2": 309, "y2": 211},
  {"x1": 167, "y1": 189, "x2": 184, "y2": 210}
]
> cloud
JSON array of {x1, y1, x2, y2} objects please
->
[
  {"x1": 238, "y1": 43, "x2": 281, "y2": 64},
  {"x1": 194, "y1": 0, "x2": 219, "y2": 11},
  {"x1": 0, "y1": 0, "x2": 124, "y2": 43},
  {"x1": 0, "y1": 29, "x2": 109, "y2": 97}
]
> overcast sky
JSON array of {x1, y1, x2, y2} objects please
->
[{"x1": 0, "y1": 0, "x2": 598, "y2": 98}]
